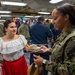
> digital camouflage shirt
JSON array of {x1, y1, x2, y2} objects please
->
[
  {"x1": 0, "y1": 25, "x2": 5, "y2": 37},
  {"x1": 45, "y1": 27, "x2": 75, "y2": 75},
  {"x1": 18, "y1": 24, "x2": 30, "y2": 43}
]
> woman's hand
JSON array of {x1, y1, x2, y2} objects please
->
[
  {"x1": 33, "y1": 54, "x2": 44, "y2": 66},
  {"x1": 37, "y1": 45, "x2": 50, "y2": 53},
  {"x1": 24, "y1": 46, "x2": 29, "y2": 52}
]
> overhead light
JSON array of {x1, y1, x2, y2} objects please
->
[
  {"x1": 49, "y1": 0, "x2": 63, "y2": 4},
  {"x1": 1, "y1": 15, "x2": 12, "y2": 17},
  {"x1": 25, "y1": 16, "x2": 34, "y2": 18},
  {"x1": 0, "y1": 11, "x2": 11, "y2": 13},
  {"x1": 0, "y1": 23, "x2": 4, "y2": 25},
  {"x1": 35, "y1": 16, "x2": 41, "y2": 18},
  {"x1": 1, "y1": 1, "x2": 27, "y2": 6},
  {"x1": 45, "y1": 18, "x2": 48, "y2": 20},
  {"x1": 38, "y1": 12, "x2": 50, "y2": 15},
  {"x1": 25, "y1": 15, "x2": 41, "y2": 18},
  {"x1": 0, "y1": 20, "x2": 6, "y2": 22}
]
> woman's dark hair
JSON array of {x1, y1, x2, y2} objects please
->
[
  {"x1": 56, "y1": 3, "x2": 75, "y2": 25},
  {"x1": 3, "y1": 20, "x2": 13, "y2": 33}
]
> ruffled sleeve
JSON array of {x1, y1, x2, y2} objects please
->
[
  {"x1": 0, "y1": 35, "x2": 27, "y2": 54},
  {"x1": 0, "y1": 37, "x2": 2, "y2": 53},
  {"x1": 19, "y1": 35, "x2": 27, "y2": 45}
]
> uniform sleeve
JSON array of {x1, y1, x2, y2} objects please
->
[
  {"x1": 44, "y1": 36, "x2": 75, "y2": 75},
  {"x1": 20, "y1": 35, "x2": 27, "y2": 45}
]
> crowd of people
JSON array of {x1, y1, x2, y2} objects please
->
[{"x1": 0, "y1": 3, "x2": 75, "y2": 75}]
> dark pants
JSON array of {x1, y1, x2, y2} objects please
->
[{"x1": 30, "y1": 52, "x2": 49, "y2": 75}]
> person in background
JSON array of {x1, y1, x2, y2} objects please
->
[
  {"x1": 18, "y1": 20, "x2": 30, "y2": 66},
  {"x1": 18, "y1": 20, "x2": 30, "y2": 44},
  {"x1": 15, "y1": 22, "x2": 20, "y2": 34},
  {"x1": 50, "y1": 21, "x2": 61, "y2": 47},
  {"x1": 0, "y1": 24, "x2": 5, "y2": 37},
  {"x1": 30, "y1": 19, "x2": 37, "y2": 27},
  {"x1": 26, "y1": 20, "x2": 31, "y2": 29},
  {"x1": 30, "y1": 17, "x2": 53, "y2": 75},
  {"x1": 0, "y1": 20, "x2": 28, "y2": 75},
  {"x1": 33, "y1": 19, "x2": 37, "y2": 25},
  {"x1": 45, "y1": 19, "x2": 50, "y2": 28},
  {"x1": 33, "y1": 3, "x2": 75, "y2": 75}
]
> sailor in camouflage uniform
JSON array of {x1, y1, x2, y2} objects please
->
[
  {"x1": 18, "y1": 21, "x2": 30, "y2": 44},
  {"x1": 33, "y1": 3, "x2": 75, "y2": 75},
  {"x1": 0, "y1": 24, "x2": 5, "y2": 37}
]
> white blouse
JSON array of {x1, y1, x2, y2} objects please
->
[{"x1": 0, "y1": 35, "x2": 27, "y2": 61}]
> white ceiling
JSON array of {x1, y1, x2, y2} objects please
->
[{"x1": 0, "y1": 0, "x2": 75, "y2": 20}]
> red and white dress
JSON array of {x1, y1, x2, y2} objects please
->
[{"x1": 0, "y1": 35, "x2": 28, "y2": 75}]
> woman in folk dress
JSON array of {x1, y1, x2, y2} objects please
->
[{"x1": 0, "y1": 20, "x2": 28, "y2": 75}]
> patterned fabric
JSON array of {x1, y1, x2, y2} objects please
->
[
  {"x1": 18, "y1": 24, "x2": 30, "y2": 43},
  {"x1": 0, "y1": 25, "x2": 5, "y2": 37},
  {"x1": 45, "y1": 27, "x2": 75, "y2": 75}
]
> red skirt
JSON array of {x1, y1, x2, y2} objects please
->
[{"x1": 2, "y1": 55, "x2": 28, "y2": 75}]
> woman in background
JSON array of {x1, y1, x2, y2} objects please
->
[{"x1": 0, "y1": 20, "x2": 28, "y2": 75}]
